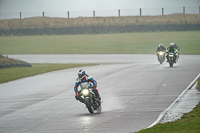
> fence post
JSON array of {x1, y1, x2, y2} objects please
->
[
  {"x1": 43, "y1": 12, "x2": 44, "y2": 17},
  {"x1": 68, "y1": 11, "x2": 69, "y2": 18},
  {"x1": 183, "y1": 6, "x2": 185, "y2": 14},
  {"x1": 20, "y1": 12, "x2": 21, "y2": 19},
  {"x1": 140, "y1": 8, "x2": 142, "y2": 16},
  {"x1": 118, "y1": 9, "x2": 120, "y2": 17},
  {"x1": 93, "y1": 10, "x2": 95, "y2": 17},
  {"x1": 162, "y1": 8, "x2": 164, "y2": 15}
]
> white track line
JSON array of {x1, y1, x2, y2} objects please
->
[{"x1": 148, "y1": 73, "x2": 200, "y2": 128}]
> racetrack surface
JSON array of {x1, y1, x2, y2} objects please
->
[{"x1": 0, "y1": 54, "x2": 200, "y2": 133}]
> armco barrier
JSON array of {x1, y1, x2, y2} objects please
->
[{"x1": 0, "y1": 24, "x2": 200, "y2": 36}]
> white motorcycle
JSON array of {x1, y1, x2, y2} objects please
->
[
  {"x1": 79, "y1": 83, "x2": 102, "y2": 114},
  {"x1": 157, "y1": 51, "x2": 165, "y2": 64}
]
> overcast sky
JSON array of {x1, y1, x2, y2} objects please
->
[{"x1": 0, "y1": 0, "x2": 200, "y2": 19}]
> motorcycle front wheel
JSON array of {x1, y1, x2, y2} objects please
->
[
  {"x1": 85, "y1": 98, "x2": 94, "y2": 114},
  {"x1": 169, "y1": 60, "x2": 173, "y2": 67}
]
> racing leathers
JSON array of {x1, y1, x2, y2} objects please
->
[
  {"x1": 166, "y1": 46, "x2": 178, "y2": 63},
  {"x1": 74, "y1": 74, "x2": 100, "y2": 103},
  {"x1": 174, "y1": 43, "x2": 180, "y2": 51},
  {"x1": 156, "y1": 45, "x2": 166, "y2": 53}
]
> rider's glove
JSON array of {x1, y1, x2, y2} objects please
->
[{"x1": 93, "y1": 85, "x2": 97, "y2": 88}]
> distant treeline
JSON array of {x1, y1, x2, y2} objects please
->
[
  {"x1": 0, "y1": 14, "x2": 200, "y2": 35},
  {"x1": 0, "y1": 24, "x2": 200, "y2": 35}
]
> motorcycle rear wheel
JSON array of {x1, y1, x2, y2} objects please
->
[{"x1": 169, "y1": 61, "x2": 173, "y2": 67}]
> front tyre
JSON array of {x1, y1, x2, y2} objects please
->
[
  {"x1": 170, "y1": 62, "x2": 173, "y2": 67},
  {"x1": 158, "y1": 56, "x2": 164, "y2": 64},
  {"x1": 85, "y1": 98, "x2": 94, "y2": 114},
  {"x1": 169, "y1": 59, "x2": 173, "y2": 67}
]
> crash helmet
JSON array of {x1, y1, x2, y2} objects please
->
[
  {"x1": 170, "y1": 43, "x2": 174, "y2": 47},
  {"x1": 78, "y1": 69, "x2": 86, "y2": 79},
  {"x1": 159, "y1": 43, "x2": 162, "y2": 47}
]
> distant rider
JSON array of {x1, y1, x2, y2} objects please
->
[
  {"x1": 156, "y1": 43, "x2": 166, "y2": 52},
  {"x1": 156, "y1": 43, "x2": 166, "y2": 58},
  {"x1": 166, "y1": 43, "x2": 178, "y2": 63},
  {"x1": 74, "y1": 69, "x2": 101, "y2": 103}
]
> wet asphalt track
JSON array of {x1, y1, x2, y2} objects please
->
[{"x1": 0, "y1": 54, "x2": 200, "y2": 133}]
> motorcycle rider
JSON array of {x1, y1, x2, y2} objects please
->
[
  {"x1": 174, "y1": 42, "x2": 180, "y2": 51},
  {"x1": 156, "y1": 43, "x2": 166, "y2": 52},
  {"x1": 156, "y1": 43, "x2": 166, "y2": 58},
  {"x1": 74, "y1": 69, "x2": 101, "y2": 103},
  {"x1": 166, "y1": 43, "x2": 178, "y2": 63}
]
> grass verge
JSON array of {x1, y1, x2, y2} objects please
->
[
  {"x1": 198, "y1": 78, "x2": 200, "y2": 87},
  {"x1": 136, "y1": 101, "x2": 200, "y2": 133},
  {"x1": 136, "y1": 78, "x2": 200, "y2": 133},
  {"x1": 0, "y1": 31, "x2": 200, "y2": 55},
  {"x1": 0, "y1": 63, "x2": 98, "y2": 84}
]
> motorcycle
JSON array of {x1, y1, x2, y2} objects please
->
[
  {"x1": 168, "y1": 52, "x2": 175, "y2": 67},
  {"x1": 79, "y1": 83, "x2": 102, "y2": 114},
  {"x1": 157, "y1": 51, "x2": 165, "y2": 64}
]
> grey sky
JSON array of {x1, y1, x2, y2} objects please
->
[{"x1": 0, "y1": 0, "x2": 200, "y2": 19}]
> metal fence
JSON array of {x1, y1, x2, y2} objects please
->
[{"x1": 0, "y1": 6, "x2": 200, "y2": 19}]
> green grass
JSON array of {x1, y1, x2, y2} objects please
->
[
  {"x1": 197, "y1": 78, "x2": 200, "y2": 87},
  {"x1": 0, "y1": 31, "x2": 200, "y2": 132},
  {"x1": 0, "y1": 63, "x2": 98, "y2": 83},
  {"x1": 136, "y1": 101, "x2": 200, "y2": 133},
  {"x1": 0, "y1": 31, "x2": 200, "y2": 55},
  {"x1": 136, "y1": 78, "x2": 200, "y2": 133}
]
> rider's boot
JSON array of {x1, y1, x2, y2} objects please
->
[
  {"x1": 174, "y1": 60, "x2": 176, "y2": 63},
  {"x1": 174, "y1": 57, "x2": 176, "y2": 63},
  {"x1": 96, "y1": 94, "x2": 103, "y2": 103}
]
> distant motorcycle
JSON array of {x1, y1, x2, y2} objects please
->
[
  {"x1": 157, "y1": 51, "x2": 165, "y2": 64},
  {"x1": 168, "y1": 52, "x2": 175, "y2": 67},
  {"x1": 79, "y1": 83, "x2": 102, "y2": 114}
]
